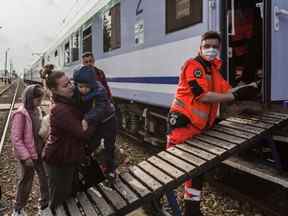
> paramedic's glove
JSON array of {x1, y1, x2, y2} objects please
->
[
  {"x1": 82, "y1": 120, "x2": 88, "y2": 131},
  {"x1": 232, "y1": 85, "x2": 259, "y2": 101}
]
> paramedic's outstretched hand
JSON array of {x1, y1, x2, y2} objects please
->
[
  {"x1": 232, "y1": 85, "x2": 259, "y2": 101},
  {"x1": 82, "y1": 120, "x2": 88, "y2": 131}
]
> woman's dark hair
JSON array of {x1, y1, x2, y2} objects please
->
[
  {"x1": 33, "y1": 85, "x2": 44, "y2": 98},
  {"x1": 40, "y1": 64, "x2": 54, "y2": 79},
  {"x1": 43, "y1": 67, "x2": 65, "y2": 90}
]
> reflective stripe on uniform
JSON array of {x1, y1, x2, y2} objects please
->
[
  {"x1": 184, "y1": 188, "x2": 202, "y2": 201},
  {"x1": 191, "y1": 108, "x2": 208, "y2": 120},
  {"x1": 174, "y1": 98, "x2": 185, "y2": 108},
  {"x1": 185, "y1": 188, "x2": 201, "y2": 196}
]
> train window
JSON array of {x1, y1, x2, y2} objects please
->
[
  {"x1": 166, "y1": 0, "x2": 202, "y2": 33},
  {"x1": 103, "y1": 3, "x2": 121, "y2": 52},
  {"x1": 41, "y1": 57, "x2": 45, "y2": 67},
  {"x1": 64, "y1": 41, "x2": 70, "y2": 64},
  {"x1": 72, "y1": 32, "x2": 79, "y2": 62},
  {"x1": 82, "y1": 26, "x2": 92, "y2": 53},
  {"x1": 54, "y1": 50, "x2": 58, "y2": 57}
]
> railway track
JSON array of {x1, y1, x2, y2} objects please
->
[
  {"x1": 0, "y1": 80, "x2": 21, "y2": 154},
  {"x1": 0, "y1": 80, "x2": 22, "y2": 214}
]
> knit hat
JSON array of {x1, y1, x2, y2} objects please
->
[{"x1": 73, "y1": 66, "x2": 97, "y2": 88}]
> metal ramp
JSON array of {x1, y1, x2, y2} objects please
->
[{"x1": 53, "y1": 111, "x2": 288, "y2": 216}]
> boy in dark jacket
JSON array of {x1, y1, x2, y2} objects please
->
[{"x1": 73, "y1": 66, "x2": 117, "y2": 181}]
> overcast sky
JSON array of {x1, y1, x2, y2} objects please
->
[{"x1": 0, "y1": 0, "x2": 99, "y2": 74}]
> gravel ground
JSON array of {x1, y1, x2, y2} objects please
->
[
  {"x1": 114, "y1": 136, "x2": 264, "y2": 216},
  {"x1": 0, "y1": 104, "x2": 264, "y2": 216}
]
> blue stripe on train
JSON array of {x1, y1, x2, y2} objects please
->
[{"x1": 107, "y1": 76, "x2": 179, "y2": 84}]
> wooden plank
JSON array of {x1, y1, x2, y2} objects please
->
[
  {"x1": 238, "y1": 113, "x2": 282, "y2": 124},
  {"x1": 176, "y1": 144, "x2": 216, "y2": 160},
  {"x1": 98, "y1": 183, "x2": 127, "y2": 210},
  {"x1": 167, "y1": 147, "x2": 206, "y2": 167},
  {"x1": 226, "y1": 117, "x2": 273, "y2": 129},
  {"x1": 262, "y1": 112, "x2": 288, "y2": 120},
  {"x1": 66, "y1": 198, "x2": 82, "y2": 216},
  {"x1": 158, "y1": 151, "x2": 195, "y2": 173},
  {"x1": 198, "y1": 133, "x2": 239, "y2": 148},
  {"x1": 88, "y1": 187, "x2": 115, "y2": 216},
  {"x1": 223, "y1": 157, "x2": 288, "y2": 188},
  {"x1": 120, "y1": 172, "x2": 151, "y2": 197},
  {"x1": 219, "y1": 120, "x2": 264, "y2": 134},
  {"x1": 273, "y1": 135, "x2": 288, "y2": 143},
  {"x1": 266, "y1": 111, "x2": 288, "y2": 119},
  {"x1": 147, "y1": 156, "x2": 184, "y2": 179},
  {"x1": 113, "y1": 177, "x2": 139, "y2": 204},
  {"x1": 78, "y1": 192, "x2": 99, "y2": 215},
  {"x1": 138, "y1": 161, "x2": 173, "y2": 185},
  {"x1": 213, "y1": 125, "x2": 255, "y2": 139},
  {"x1": 129, "y1": 166, "x2": 162, "y2": 191},
  {"x1": 55, "y1": 205, "x2": 67, "y2": 216},
  {"x1": 203, "y1": 130, "x2": 246, "y2": 144},
  {"x1": 186, "y1": 139, "x2": 226, "y2": 155}
]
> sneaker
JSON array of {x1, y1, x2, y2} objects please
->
[
  {"x1": 38, "y1": 207, "x2": 53, "y2": 216},
  {"x1": 11, "y1": 209, "x2": 27, "y2": 216},
  {"x1": 101, "y1": 171, "x2": 117, "y2": 188},
  {"x1": 161, "y1": 203, "x2": 174, "y2": 216}
]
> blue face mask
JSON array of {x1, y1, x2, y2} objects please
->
[{"x1": 201, "y1": 48, "x2": 219, "y2": 61}]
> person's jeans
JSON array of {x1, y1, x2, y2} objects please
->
[{"x1": 15, "y1": 160, "x2": 49, "y2": 211}]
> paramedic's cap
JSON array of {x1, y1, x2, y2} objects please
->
[{"x1": 201, "y1": 31, "x2": 222, "y2": 43}]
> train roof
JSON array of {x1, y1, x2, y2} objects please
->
[{"x1": 45, "y1": 0, "x2": 116, "y2": 55}]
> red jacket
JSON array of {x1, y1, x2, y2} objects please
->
[
  {"x1": 95, "y1": 67, "x2": 112, "y2": 99},
  {"x1": 171, "y1": 57, "x2": 231, "y2": 130},
  {"x1": 42, "y1": 95, "x2": 90, "y2": 165}
]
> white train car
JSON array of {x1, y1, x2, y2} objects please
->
[
  {"x1": 25, "y1": 58, "x2": 43, "y2": 83},
  {"x1": 27, "y1": 0, "x2": 288, "y2": 143}
]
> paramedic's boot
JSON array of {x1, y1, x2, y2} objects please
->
[
  {"x1": 165, "y1": 190, "x2": 182, "y2": 216},
  {"x1": 184, "y1": 178, "x2": 203, "y2": 216},
  {"x1": 184, "y1": 200, "x2": 203, "y2": 216}
]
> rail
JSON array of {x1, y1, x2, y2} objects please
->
[
  {"x1": 0, "y1": 83, "x2": 13, "y2": 96},
  {"x1": 0, "y1": 80, "x2": 20, "y2": 155}
]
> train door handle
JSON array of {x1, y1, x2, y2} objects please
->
[
  {"x1": 256, "y1": 2, "x2": 264, "y2": 19},
  {"x1": 274, "y1": 6, "x2": 288, "y2": 31}
]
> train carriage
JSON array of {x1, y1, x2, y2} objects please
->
[{"x1": 26, "y1": 0, "x2": 288, "y2": 142}]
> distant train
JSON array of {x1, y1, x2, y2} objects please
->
[{"x1": 25, "y1": 0, "x2": 288, "y2": 143}]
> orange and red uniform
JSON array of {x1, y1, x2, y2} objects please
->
[
  {"x1": 167, "y1": 56, "x2": 231, "y2": 208},
  {"x1": 167, "y1": 56, "x2": 231, "y2": 147}
]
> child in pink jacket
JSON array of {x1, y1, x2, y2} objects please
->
[{"x1": 10, "y1": 85, "x2": 51, "y2": 216}]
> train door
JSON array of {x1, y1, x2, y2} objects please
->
[
  {"x1": 225, "y1": 0, "x2": 263, "y2": 91},
  {"x1": 268, "y1": 0, "x2": 288, "y2": 101}
]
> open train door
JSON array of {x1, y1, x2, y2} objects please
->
[{"x1": 265, "y1": 0, "x2": 288, "y2": 102}]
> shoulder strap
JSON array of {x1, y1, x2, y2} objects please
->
[
  {"x1": 92, "y1": 98, "x2": 96, "y2": 108},
  {"x1": 194, "y1": 56, "x2": 211, "y2": 74}
]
